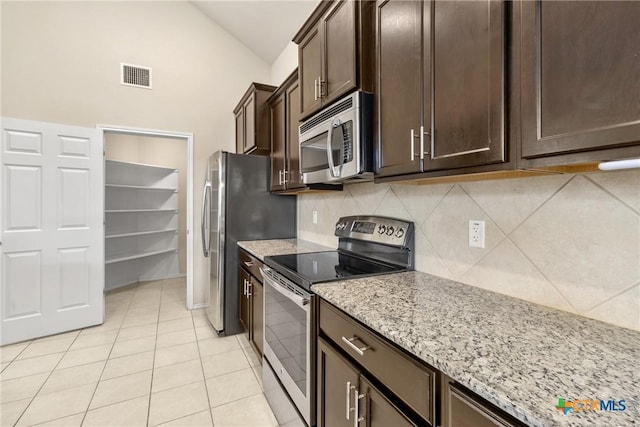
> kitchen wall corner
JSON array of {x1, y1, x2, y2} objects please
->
[{"x1": 298, "y1": 170, "x2": 640, "y2": 331}]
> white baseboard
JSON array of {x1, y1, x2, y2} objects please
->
[{"x1": 191, "y1": 303, "x2": 208, "y2": 310}]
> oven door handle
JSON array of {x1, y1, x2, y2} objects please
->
[{"x1": 260, "y1": 267, "x2": 310, "y2": 309}]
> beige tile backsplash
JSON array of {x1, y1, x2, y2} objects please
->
[{"x1": 297, "y1": 170, "x2": 640, "y2": 331}]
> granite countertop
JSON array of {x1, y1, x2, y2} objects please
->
[
  {"x1": 312, "y1": 271, "x2": 640, "y2": 427},
  {"x1": 237, "y1": 238, "x2": 332, "y2": 261}
]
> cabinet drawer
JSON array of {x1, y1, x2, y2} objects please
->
[
  {"x1": 319, "y1": 300, "x2": 435, "y2": 424},
  {"x1": 443, "y1": 378, "x2": 525, "y2": 427},
  {"x1": 239, "y1": 249, "x2": 264, "y2": 281}
]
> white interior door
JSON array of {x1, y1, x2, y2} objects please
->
[{"x1": 1, "y1": 118, "x2": 104, "y2": 345}]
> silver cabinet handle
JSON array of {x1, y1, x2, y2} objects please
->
[
  {"x1": 318, "y1": 76, "x2": 324, "y2": 97},
  {"x1": 410, "y1": 129, "x2": 415, "y2": 161},
  {"x1": 243, "y1": 279, "x2": 247, "y2": 296},
  {"x1": 246, "y1": 281, "x2": 252, "y2": 297},
  {"x1": 314, "y1": 78, "x2": 318, "y2": 100},
  {"x1": 353, "y1": 388, "x2": 365, "y2": 427},
  {"x1": 243, "y1": 261, "x2": 253, "y2": 267},
  {"x1": 341, "y1": 336, "x2": 370, "y2": 356},
  {"x1": 411, "y1": 127, "x2": 431, "y2": 161},
  {"x1": 420, "y1": 125, "x2": 431, "y2": 160},
  {"x1": 282, "y1": 169, "x2": 288, "y2": 184},
  {"x1": 346, "y1": 381, "x2": 352, "y2": 420}
]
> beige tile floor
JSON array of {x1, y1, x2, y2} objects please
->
[{"x1": 0, "y1": 278, "x2": 277, "y2": 427}]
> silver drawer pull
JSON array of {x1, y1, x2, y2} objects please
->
[
  {"x1": 341, "y1": 336, "x2": 370, "y2": 356},
  {"x1": 243, "y1": 261, "x2": 254, "y2": 267}
]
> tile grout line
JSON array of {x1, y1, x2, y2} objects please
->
[
  {"x1": 469, "y1": 176, "x2": 580, "y2": 312},
  {"x1": 194, "y1": 312, "x2": 218, "y2": 425},
  {"x1": 80, "y1": 282, "x2": 137, "y2": 427},
  {"x1": 581, "y1": 281, "x2": 640, "y2": 315},
  {"x1": 502, "y1": 235, "x2": 578, "y2": 313},
  {"x1": 408, "y1": 184, "x2": 458, "y2": 278},
  {"x1": 582, "y1": 173, "x2": 640, "y2": 215},
  {"x1": 159, "y1": 310, "x2": 215, "y2": 426},
  {"x1": 12, "y1": 322, "x2": 86, "y2": 426},
  {"x1": 145, "y1": 279, "x2": 166, "y2": 427},
  {"x1": 502, "y1": 175, "x2": 576, "y2": 240}
]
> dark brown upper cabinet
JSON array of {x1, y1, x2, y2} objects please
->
[
  {"x1": 234, "y1": 83, "x2": 277, "y2": 155},
  {"x1": 294, "y1": 0, "x2": 374, "y2": 120},
  {"x1": 518, "y1": 0, "x2": 640, "y2": 168},
  {"x1": 269, "y1": 70, "x2": 306, "y2": 192},
  {"x1": 376, "y1": 0, "x2": 507, "y2": 179}
]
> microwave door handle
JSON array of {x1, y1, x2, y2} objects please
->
[{"x1": 327, "y1": 118, "x2": 343, "y2": 178}]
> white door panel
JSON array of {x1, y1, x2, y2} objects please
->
[{"x1": 1, "y1": 118, "x2": 104, "y2": 345}]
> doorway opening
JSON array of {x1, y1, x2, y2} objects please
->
[{"x1": 99, "y1": 125, "x2": 194, "y2": 310}]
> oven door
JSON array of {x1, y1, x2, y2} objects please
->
[{"x1": 261, "y1": 267, "x2": 313, "y2": 426}]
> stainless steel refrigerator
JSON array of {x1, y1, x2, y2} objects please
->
[{"x1": 201, "y1": 151, "x2": 296, "y2": 336}]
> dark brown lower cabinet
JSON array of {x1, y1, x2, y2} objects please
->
[
  {"x1": 319, "y1": 300, "x2": 528, "y2": 427},
  {"x1": 238, "y1": 248, "x2": 264, "y2": 360},
  {"x1": 441, "y1": 376, "x2": 525, "y2": 427},
  {"x1": 317, "y1": 338, "x2": 416, "y2": 427},
  {"x1": 238, "y1": 267, "x2": 250, "y2": 334}
]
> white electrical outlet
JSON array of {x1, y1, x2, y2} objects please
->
[
  {"x1": 312, "y1": 210, "x2": 318, "y2": 224},
  {"x1": 469, "y1": 220, "x2": 485, "y2": 248}
]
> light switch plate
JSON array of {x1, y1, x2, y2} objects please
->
[{"x1": 312, "y1": 211, "x2": 318, "y2": 224}]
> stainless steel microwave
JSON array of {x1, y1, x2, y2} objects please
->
[{"x1": 299, "y1": 91, "x2": 373, "y2": 184}]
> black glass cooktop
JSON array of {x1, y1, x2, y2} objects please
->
[{"x1": 264, "y1": 251, "x2": 403, "y2": 291}]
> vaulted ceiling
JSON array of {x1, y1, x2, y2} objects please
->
[{"x1": 191, "y1": 1, "x2": 319, "y2": 64}]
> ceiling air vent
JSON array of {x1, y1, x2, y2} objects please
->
[{"x1": 121, "y1": 63, "x2": 152, "y2": 89}]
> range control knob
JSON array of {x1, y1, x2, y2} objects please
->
[
  {"x1": 378, "y1": 225, "x2": 386, "y2": 234},
  {"x1": 395, "y1": 228, "x2": 405, "y2": 238},
  {"x1": 386, "y1": 226, "x2": 395, "y2": 236}
]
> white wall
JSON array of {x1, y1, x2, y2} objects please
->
[
  {"x1": 1, "y1": 1, "x2": 271, "y2": 305},
  {"x1": 270, "y1": 41, "x2": 299, "y2": 86}
]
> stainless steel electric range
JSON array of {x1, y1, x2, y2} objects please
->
[{"x1": 260, "y1": 215, "x2": 415, "y2": 427}]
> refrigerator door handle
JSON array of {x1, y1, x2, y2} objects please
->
[{"x1": 201, "y1": 182, "x2": 211, "y2": 257}]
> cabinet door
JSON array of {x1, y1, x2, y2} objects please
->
[
  {"x1": 429, "y1": 0, "x2": 506, "y2": 170},
  {"x1": 317, "y1": 338, "x2": 360, "y2": 427},
  {"x1": 323, "y1": 0, "x2": 357, "y2": 104},
  {"x1": 286, "y1": 79, "x2": 306, "y2": 190},
  {"x1": 270, "y1": 94, "x2": 287, "y2": 192},
  {"x1": 444, "y1": 383, "x2": 519, "y2": 427},
  {"x1": 359, "y1": 376, "x2": 416, "y2": 427},
  {"x1": 520, "y1": 1, "x2": 640, "y2": 159},
  {"x1": 299, "y1": 25, "x2": 324, "y2": 118},
  {"x1": 250, "y1": 277, "x2": 264, "y2": 357},
  {"x1": 235, "y1": 110, "x2": 244, "y2": 154},
  {"x1": 243, "y1": 94, "x2": 256, "y2": 153},
  {"x1": 239, "y1": 268, "x2": 250, "y2": 334},
  {"x1": 375, "y1": 0, "x2": 425, "y2": 177}
]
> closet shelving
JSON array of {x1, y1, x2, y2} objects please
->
[{"x1": 105, "y1": 160, "x2": 181, "y2": 290}]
